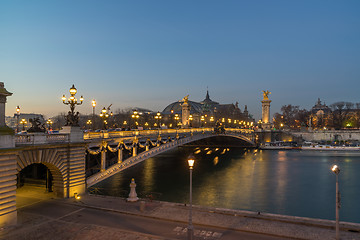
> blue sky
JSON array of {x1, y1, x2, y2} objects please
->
[{"x1": 1, "y1": 1, "x2": 360, "y2": 120}]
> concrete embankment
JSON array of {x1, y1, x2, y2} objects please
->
[{"x1": 65, "y1": 194, "x2": 360, "y2": 240}]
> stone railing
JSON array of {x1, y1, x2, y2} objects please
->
[
  {"x1": 15, "y1": 133, "x2": 70, "y2": 145},
  {"x1": 83, "y1": 127, "x2": 251, "y2": 140}
]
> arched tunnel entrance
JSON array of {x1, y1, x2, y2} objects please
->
[
  {"x1": 17, "y1": 163, "x2": 53, "y2": 192},
  {"x1": 16, "y1": 163, "x2": 57, "y2": 207}
]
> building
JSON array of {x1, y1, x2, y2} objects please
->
[
  {"x1": 161, "y1": 90, "x2": 254, "y2": 128},
  {"x1": 6, "y1": 113, "x2": 45, "y2": 131}
]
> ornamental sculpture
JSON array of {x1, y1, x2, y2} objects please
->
[
  {"x1": 182, "y1": 95, "x2": 189, "y2": 104},
  {"x1": 62, "y1": 84, "x2": 83, "y2": 126},
  {"x1": 262, "y1": 90, "x2": 271, "y2": 100},
  {"x1": 27, "y1": 118, "x2": 46, "y2": 133}
]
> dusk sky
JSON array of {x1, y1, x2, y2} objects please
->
[{"x1": 2, "y1": 1, "x2": 360, "y2": 120}]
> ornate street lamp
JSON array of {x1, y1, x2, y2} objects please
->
[
  {"x1": 200, "y1": 115, "x2": 205, "y2": 128},
  {"x1": 331, "y1": 165, "x2": 341, "y2": 240},
  {"x1": 46, "y1": 119, "x2": 53, "y2": 131},
  {"x1": 132, "y1": 110, "x2": 140, "y2": 129},
  {"x1": 86, "y1": 119, "x2": 92, "y2": 129},
  {"x1": 210, "y1": 116, "x2": 214, "y2": 126},
  {"x1": 155, "y1": 111, "x2": 162, "y2": 130},
  {"x1": 189, "y1": 115, "x2": 193, "y2": 127},
  {"x1": 187, "y1": 156, "x2": 195, "y2": 240},
  {"x1": 62, "y1": 84, "x2": 83, "y2": 126},
  {"x1": 20, "y1": 118, "x2": 27, "y2": 131},
  {"x1": 16, "y1": 106, "x2": 20, "y2": 133},
  {"x1": 100, "y1": 107, "x2": 109, "y2": 129},
  {"x1": 174, "y1": 114, "x2": 180, "y2": 129},
  {"x1": 91, "y1": 99, "x2": 96, "y2": 129}
]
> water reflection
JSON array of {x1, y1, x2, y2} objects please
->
[{"x1": 91, "y1": 147, "x2": 360, "y2": 223}]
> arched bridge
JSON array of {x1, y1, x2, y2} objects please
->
[
  {"x1": 86, "y1": 129, "x2": 255, "y2": 187},
  {"x1": 0, "y1": 127, "x2": 253, "y2": 226}
]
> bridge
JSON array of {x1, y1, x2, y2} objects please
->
[
  {"x1": 0, "y1": 126, "x2": 254, "y2": 226},
  {"x1": 85, "y1": 128, "x2": 255, "y2": 187},
  {"x1": 0, "y1": 81, "x2": 257, "y2": 226}
]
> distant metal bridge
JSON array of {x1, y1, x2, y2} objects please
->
[{"x1": 86, "y1": 129, "x2": 255, "y2": 187}]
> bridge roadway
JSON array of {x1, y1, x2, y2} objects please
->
[{"x1": 86, "y1": 128, "x2": 255, "y2": 187}]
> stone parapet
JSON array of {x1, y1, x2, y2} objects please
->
[
  {"x1": 292, "y1": 130, "x2": 360, "y2": 142},
  {"x1": 0, "y1": 150, "x2": 17, "y2": 227},
  {"x1": 0, "y1": 135, "x2": 15, "y2": 149}
]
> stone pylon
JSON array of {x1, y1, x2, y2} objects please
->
[
  {"x1": 181, "y1": 95, "x2": 190, "y2": 128},
  {"x1": 0, "y1": 82, "x2": 15, "y2": 148},
  {"x1": 261, "y1": 90, "x2": 271, "y2": 130}
]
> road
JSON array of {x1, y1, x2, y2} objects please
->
[{"x1": 13, "y1": 198, "x2": 292, "y2": 240}]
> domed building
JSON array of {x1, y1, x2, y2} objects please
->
[
  {"x1": 161, "y1": 90, "x2": 254, "y2": 128},
  {"x1": 162, "y1": 100, "x2": 203, "y2": 115}
]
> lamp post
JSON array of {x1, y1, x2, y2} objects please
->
[
  {"x1": 187, "y1": 156, "x2": 195, "y2": 240},
  {"x1": 20, "y1": 118, "x2": 27, "y2": 131},
  {"x1": 174, "y1": 114, "x2": 180, "y2": 129},
  {"x1": 331, "y1": 165, "x2": 340, "y2": 240},
  {"x1": 100, "y1": 107, "x2": 109, "y2": 130},
  {"x1": 16, "y1": 106, "x2": 20, "y2": 133},
  {"x1": 92, "y1": 99, "x2": 96, "y2": 129},
  {"x1": 62, "y1": 84, "x2": 83, "y2": 126},
  {"x1": 155, "y1": 111, "x2": 162, "y2": 131},
  {"x1": 200, "y1": 115, "x2": 205, "y2": 128},
  {"x1": 210, "y1": 116, "x2": 214, "y2": 127},
  {"x1": 46, "y1": 119, "x2": 53, "y2": 131},
  {"x1": 189, "y1": 115, "x2": 193, "y2": 128},
  {"x1": 132, "y1": 110, "x2": 139, "y2": 129},
  {"x1": 86, "y1": 119, "x2": 92, "y2": 129}
]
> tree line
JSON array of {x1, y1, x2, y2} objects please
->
[{"x1": 273, "y1": 102, "x2": 360, "y2": 130}]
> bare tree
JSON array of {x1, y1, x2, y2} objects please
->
[{"x1": 330, "y1": 102, "x2": 354, "y2": 129}]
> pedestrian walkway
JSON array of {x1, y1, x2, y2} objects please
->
[
  {"x1": 1, "y1": 192, "x2": 360, "y2": 240},
  {"x1": 65, "y1": 194, "x2": 360, "y2": 240}
]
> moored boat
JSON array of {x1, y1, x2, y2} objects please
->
[
  {"x1": 301, "y1": 143, "x2": 360, "y2": 151},
  {"x1": 260, "y1": 141, "x2": 300, "y2": 150}
]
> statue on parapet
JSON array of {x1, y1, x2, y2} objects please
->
[
  {"x1": 27, "y1": 118, "x2": 46, "y2": 133},
  {"x1": 65, "y1": 111, "x2": 80, "y2": 127},
  {"x1": 262, "y1": 90, "x2": 271, "y2": 100},
  {"x1": 181, "y1": 95, "x2": 189, "y2": 104}
]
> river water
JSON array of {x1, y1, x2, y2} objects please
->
[{"x1": 91, "y1": 147, "x2": 360, "y2": 223}]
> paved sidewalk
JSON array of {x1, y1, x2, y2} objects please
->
[
  {"x1": 64, "y1": 194, "x2": 360, "y2": 240},
  {"x1": 2, "y1": 193, "x2": 360, "y2": 240}
]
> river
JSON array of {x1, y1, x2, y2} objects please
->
[{"x1": 90, "y1": 147, "x2": 360, "y2": 223}]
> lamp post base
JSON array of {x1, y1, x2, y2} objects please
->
[{"x1": 187, "y1": 225, "x2": 194, "y2": 240}]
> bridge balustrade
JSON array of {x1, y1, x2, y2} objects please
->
[{"x1": 15, "y1": 133, "x2": 70, "y2": 145}]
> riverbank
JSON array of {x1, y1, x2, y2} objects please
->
[
  {"x1": 5, "y1": 193, "x2": 359, "y2": 240},
  {"x1": 67, "y1": 194, "x2": 360, "y2": 239}
]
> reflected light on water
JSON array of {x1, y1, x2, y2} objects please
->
[
  {"x1": 92, "y1": 148, "x2": 360, "y2": 223},
  {"x1": 194, "y1": 149, "x2": 201, "y2": 154},
  {"x1": 213, "y1": 156, "x2": 219, "y2": 165},
  {"x1": 142, "y1": 158, "x2": 155, "y2": 193}
]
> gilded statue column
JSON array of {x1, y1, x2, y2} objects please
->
[
  {"x1": 181, "y1": 95, "x2": 190, "y2": 128},
  {"x1": 261, "y1": 90, "x2": 271, "y2": 130}
]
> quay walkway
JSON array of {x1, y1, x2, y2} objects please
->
[{"x1": 2, "y1": 191, "x2": 360, "y2": 240}]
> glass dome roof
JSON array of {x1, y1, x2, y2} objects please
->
[{"x1": 162, "y1": 100, "x2": 203, "y2": 114}]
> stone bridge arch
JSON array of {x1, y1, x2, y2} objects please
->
[{"x1": 16, "y1": 143, "x2": 86, "y2": 198}]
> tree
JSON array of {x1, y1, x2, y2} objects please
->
[
  {"x1": 330, "y1": 102, "x2": 354, "y2": 129},
  {"x1": 273, "y1": 105, "x2": 309, "y2": 130}
]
